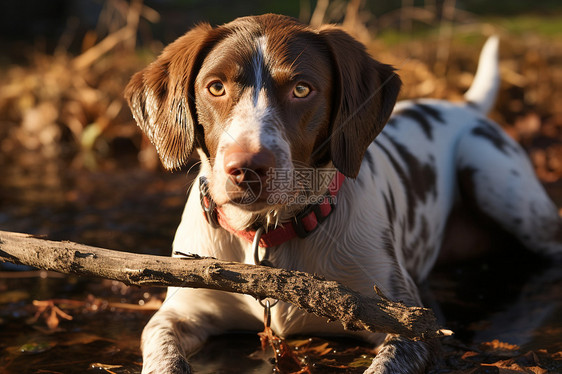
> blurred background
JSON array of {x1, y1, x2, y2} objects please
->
[
  {"x1": 1, "y1": 1, "x2": 562, "y2": 373},
  {"x1": 1, "y1": 0, "x2": 562, "y2": 174},
  {"x1": 2, "y1": 0, "x2": 562, "y2": 245}
]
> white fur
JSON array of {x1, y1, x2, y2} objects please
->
[
  {"x1": 464, "y1": 35, "x2": 500, "y2": 113},
  {"x1": 207, "y1": 95, "x2": 292, "y2": 223}
]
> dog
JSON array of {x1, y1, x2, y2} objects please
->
[{"x1": 125, "y1": 14, "x2": 562, "y2": 374}]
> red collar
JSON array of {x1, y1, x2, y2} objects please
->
[{"x1": 200, "y1": 172, "x2": 345, "y2": 247}]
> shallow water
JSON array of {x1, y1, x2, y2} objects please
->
[{"x1": 0, "y1": 156, "x2": 561, "y2": 373}]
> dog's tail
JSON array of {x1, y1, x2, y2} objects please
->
[{"x1": 464, "y1": 36, "x2": 500, "y2": 115}]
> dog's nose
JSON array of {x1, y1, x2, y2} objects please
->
[{"x1": 223, "y1": 145, "x2": 276, "y2": 185}]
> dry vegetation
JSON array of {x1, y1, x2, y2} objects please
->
[
  {"x1": 1, "y1": 1, "x2": 561, "y2": 185},
  {"x1": 0, "y1": 0, "x2": 160, "y2": 169}
]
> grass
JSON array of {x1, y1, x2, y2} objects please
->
[
  {"x1": 376, "y1": 13, "x2": 562, "y2": 48},
  {"x1": 495, "y1": 14, "x2": 562, "y2": 37}
]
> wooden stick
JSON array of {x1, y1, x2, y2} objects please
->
[{"x1": 0, "y1": 230, "x2": 448, "y2": 340}]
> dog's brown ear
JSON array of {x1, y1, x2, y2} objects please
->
[
  {"x1": 124, "y1": 24, "x2": 214, "y2": 170},
  {"x1": 319, "y1": 26, "x2": 401, "y2": 178}
]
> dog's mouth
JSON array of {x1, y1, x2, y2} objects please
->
[
  {"x1": 216, "y1": 166, "x2": 335, "y2": 209},
  {"x1": 224, "y1": 177, "x2": 264, "y2": 203},
  {"x1": 206, "y1": 166, "x2": 340, "y2": 232},
  {"x1": 224, "y1": 179, "x2": 298, "y2": 211},
  {"x1": 209, "y1": 164, "x2": 333, "y2": 216}
]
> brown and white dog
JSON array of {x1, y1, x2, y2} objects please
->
[{"x1": 125, "y1": 14, "x2": 562, "y2": 374}]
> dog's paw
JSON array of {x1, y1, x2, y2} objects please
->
[
  {"x1": 142, "y1": 354, "x2": 191, "y2": 374},
  {"x1": 363, "y1": 337, "x2": 434, "y2": 374}
]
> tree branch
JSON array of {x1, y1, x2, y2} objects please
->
[{"x1": 0, "y1": 230, "x2": 447, "y2": 340}]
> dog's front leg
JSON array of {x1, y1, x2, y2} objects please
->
[
  {"x1": 365, "y1": 335, "x2": 435, "y2": 374},
  {"x1": 359, "y1": 264, "x2": 437, "y2": 373},
  {"x1": 140, "y1": 288, "x2": 261, "y2": 374},
  {"x1": 141, "y1": 308, "x2": 204, "y2": 374}
]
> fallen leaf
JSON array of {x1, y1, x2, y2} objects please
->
[
  {"x1": 108, "y1": 298, "x2": 162, "y2": 311},
  {"x1": 307, "y1": 342, "x2": 333, "y2": 357},
  {"x1": 526, "y1": 367, "x2": 548, "y2": 374},
  {"x1": 348, "y1": 355, "x2": 375, "y2": 368},
  {"x1": 31, "y1": 300, "x2": 73, "y2": 330},
  {"x1": 462, "y1": 351, "x2": 481, "y2": 360},
  {"x1": 258, "y1": 325, "x2": 307, "y2": 373},
  {"x1": 17, "y1": 341, "x2": 56, "y2": 354},
  {"x1": 479, "y1": 339, "x2": 520, "y2": 357},
  {"x1": 90, "y1": 363, "x2": 123, "y2": 369}
]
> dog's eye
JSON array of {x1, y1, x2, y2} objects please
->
[
  {"x1": 208, "y1": 81, "x2": 225, "y2": 96},
  {"x1": 293, "y1": 83, "x2": 311, "y2": 98}
]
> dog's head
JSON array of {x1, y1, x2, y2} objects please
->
[{"x1": 125, "y1": 14, "x2": 400, "y2": 227}]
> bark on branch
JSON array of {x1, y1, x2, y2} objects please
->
[{"x1": 0, "y1": 230, "x2": 447, "y2": 340}]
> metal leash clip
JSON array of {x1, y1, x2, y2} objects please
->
[
  {"x1": 252, "y1": 227, "x2": 279, "y2": 321},
  {"x1": 259, "y1": 295, "x2": 279, "y2": 329}
]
